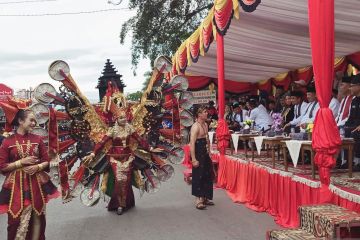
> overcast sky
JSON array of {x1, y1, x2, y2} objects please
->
[{"x1": 0, "y1": 0, "x2": 150, "y2": 102}]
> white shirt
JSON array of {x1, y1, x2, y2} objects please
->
[
  {"x1": 300, "y1": 101, "x2": 320, "y2": 126},
  {"x1": 290, "y1": 101, "x2": 308, "y2": 126},
  {"x1": 249, "y1": 104, "x2": 273, "y2": 131},
  {"x1": 329, "y1": 97, "x2": 340, "y2": 118},
  {"x1": 336, "y1": 95, "x2": 354, "y2": 126},
  {"x1": 232, "y1": 110, "x2": 248, "y2": 127}
]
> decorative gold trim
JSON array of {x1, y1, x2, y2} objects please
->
[
  {"x1": 8, "y1": 143, "x2": 38, "y2": 148},
  {"x1": 9, "y1": 170, "x2": 24, "y2": 219},
  {"x1": 29, "y1": 174, "x2": 46, "y2": 216},
  {"x1": 15, "y1": 139, "x2": 32, "y2": 159}
]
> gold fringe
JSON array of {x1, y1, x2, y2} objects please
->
[
  {"x1": 15, "y1": 205, "x2": 32, "y2": 240},
  {"x1": 101, "y1": 172, "x2": 109, "y2": 193}
]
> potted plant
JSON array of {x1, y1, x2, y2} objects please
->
[{"x1": 242, "y1": 119, "x2": 253, "y2": 134}]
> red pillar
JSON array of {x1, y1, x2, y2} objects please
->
[
  {"x1": 216, "y1": 32, "x2": 225, "y2": 120},
  {"x1": 215, "y1": 32, "x2": 230, "y2": 156}
]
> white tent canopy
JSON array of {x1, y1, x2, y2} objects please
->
[{"x1": 184, "y1": 0, "x2": 360, "y2": 83}]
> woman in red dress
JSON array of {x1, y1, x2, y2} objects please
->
[{"x1": 0, "y1": 99, "x2": 59, "y2": 240}]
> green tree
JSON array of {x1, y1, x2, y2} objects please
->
[
  {"x1": 127, "y1": 91, "x2": 143, "y2": 101},
  {"x1": 120, "y1": 0, "x2": 213, "y2": 71}
]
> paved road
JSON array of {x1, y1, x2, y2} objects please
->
[{"x1": 0, "y1": 166, "x2": 279, "y2": 240}]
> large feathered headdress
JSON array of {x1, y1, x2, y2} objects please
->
[{"x1": 102, "y1": 82, "x2": 131, "y2": 122}]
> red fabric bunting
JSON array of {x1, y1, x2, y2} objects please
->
[
  {"x1": 257, "y1": 80, "x2": 272, "y2": 93},
  {"x1": 178, "y1": 48, "x2": 188, "y2": 72},
  {"x1": 202, "y1": 23, "x2": 213, "y2": 50},
  {"x1": 213, "y1": 0, "x2": 233, "y2": 35},
  {"x1": 189, "y1": 39, "x2": 200, "y2": 61},
  {"x1": 347, "y1": 52, "x2": 360, "y2": 68}
]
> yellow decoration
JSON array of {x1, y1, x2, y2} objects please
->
[
  {"x1": 297, "y1": 66, "x2": 311, "y2": 73},
  {"x1": 306, "y1": 123, "x2": 314, "y2": 133},
  {"x1": 347, "y1": 64, "x2": 354, "y2": 76},
  {"x1": 258, "y1": 79, "x2": 269, "y2": 85},
  {"x1": 274, "y1": 72, "x2": 288, "y2": 82},
  {"x1": 334, "y1": 57, "x2": 345, "y2": 68},
  {"x1": 172, "y1": 0, "x2": 240, "y2": 71}
]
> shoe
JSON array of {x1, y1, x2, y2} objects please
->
[
  {"x1": 204, "y1": 199, "x2": 215, "y2": 206},
  {"x1": 195, "y1": 201, "x2": 206, "y2": 210},
  {"x1": 117, "y1": 207, "x2": 124, "y2": 215}
]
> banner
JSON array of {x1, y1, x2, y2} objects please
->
[
  {"x1": 192, "y1": 90, "x2": 216, "y2": 105},
  {"x1": 0, "y1": 84, "x2": 13, "y2": 101}
]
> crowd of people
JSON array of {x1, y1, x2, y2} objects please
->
[{"x1": 205, "y1": 73, "x2": 360, "y2": 170}]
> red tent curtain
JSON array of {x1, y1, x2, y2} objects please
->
[
  {"x1": 347, "y1": 52, "x2": 360, "y2": 69},
  {"x1": 187, "y1": 76, "x2": 254, "y2": 93},
  {"x1": 308, "y1": 0, "x2": 341, "y2": 190}
]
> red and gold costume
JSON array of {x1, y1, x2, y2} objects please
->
[
  {"x1": 0, "y1": 98, "x2": 59, "y2": 240},
  {"x1": 93, "y1": 122, "x2": 149, "y2": 211}
]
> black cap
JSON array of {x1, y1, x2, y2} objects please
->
[
  {"x1": 342, "y1": 76, "x2": 352, "y2": 83},
  {"x1": 290, "y1": 90, "x2": 303, "y2": 98},
  {"x1": 351, "y1": 74, "x2": 360, "y2": 85},
  {"x1": 306, "y1": 84, "x2": 316, "y2": 93},
  {"x1": 232, "y1": 102, "x2": 240, "y2": 108}
]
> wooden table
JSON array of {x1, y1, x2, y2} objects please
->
[
  {"x1": 231, "y1": 133, "x2": 259, "y2": 160},
  {"x1": 281, "y1": 138, "x2": 355, "y2": 179},
  {"x1": 261, "y1": 137, "x2": 291, "y2": 168}
]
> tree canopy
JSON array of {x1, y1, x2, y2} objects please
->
[
  {"x1": 126, "y1": 90, "x2": 143, "y2": 101},
  {"x1": 120, "y1": 0, "x2": 213, "y2": 72}
]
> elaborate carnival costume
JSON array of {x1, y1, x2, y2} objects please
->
[
  {"x1": 27, "y1": 58, "x2": 191, "y2": 214},
  {"x1": 0, "y1": 98, "x2": 59, "y2": 240},
  {"x1": 86, "y1": 90, "x2": 153, "y2": 214}
]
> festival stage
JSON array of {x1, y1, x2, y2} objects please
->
[
  {"x1": 179, "y1": 145, "x2": 360, "y2": 230},
  {"x1": 210, "y1": 150, "x2": 360, "y2": 228}
]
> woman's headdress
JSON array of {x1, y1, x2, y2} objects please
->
[{"x1": 0, "y1": 97, "x2": 32, "y2": 131}]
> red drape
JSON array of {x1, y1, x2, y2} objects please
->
[
  {"x1": 216, "y1": 155, "x2": 360, "y2": 228},
  {"x1": 308, "y1": 0, "x2": 341, "y2": 191},
  {"x1": 347, "y1": 52, "x2": 360, "y2": 68},
  {"x1": 186, "y1": 76, "x2": 254, "y2": 93}
]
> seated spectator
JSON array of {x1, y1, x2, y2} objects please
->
[
  {"x1": 207, "y1": 100, "x2": 218, "y2": 120},
  {"x1": 228, "y1": 102, "x2": 242, "y2": 131},
  {"x1": 248, "y1": 98, "x2": 273, "y2": 131},
  {"x1": 283, "y1": 90, "x2": 307, "y2": 132},
  {"x1": 267, "y1": 100, "x2": 276, "y2": 116},
  {"x1": 274, "y1": 86, "x2": 285, "y2": 112},
  {"x1": 224, "y1": 104, "x2": 233, "y2": 125},
  {"x1": 300, "y1": 84, "x2": 319, "y2": 131},
  {"x1": 281, "y1": 92, "x2": 294, "y2": 133}
]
